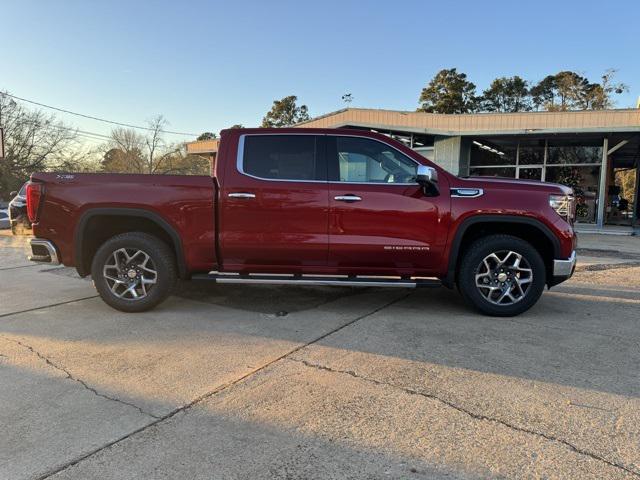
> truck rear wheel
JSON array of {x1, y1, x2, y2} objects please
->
[
  {"x1": 91, "y1": 232, "x2": 177, "y2": 312},
  {"x1": 458, "y1": 234, "x2": 546, "y2": 317}
]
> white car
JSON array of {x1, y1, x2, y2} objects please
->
[{"x1": 0, "y1": 209, "x2": 10, "y2": 229}]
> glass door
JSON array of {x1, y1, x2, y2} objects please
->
[{"x1": 607, "y1": 168, "x2": 636, "y2": 226}]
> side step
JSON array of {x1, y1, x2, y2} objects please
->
[{"x1": 191, "y1": 272, "x2": 441, "y2": 288}]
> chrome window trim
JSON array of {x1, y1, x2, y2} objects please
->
[
  {"x1": 327, "y1": 181, "x2": 419, "y2": 186},
  {"x1": 450, "y1": 188, "x2": 484, "y2": 198},
  {"x1": 236, "y1": 133, "x2": 425, "y2": 185}
]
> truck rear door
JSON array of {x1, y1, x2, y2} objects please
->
[{"x1": 219, "y1": 134, "x2": 328, "y2": 271}]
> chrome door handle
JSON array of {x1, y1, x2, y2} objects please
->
[
  {"x1": 334, "y1": 195, "x2": 362, "y2": 202},
  {"x1": 228, "y1": 192, "x2": 256, "y2": 199}
]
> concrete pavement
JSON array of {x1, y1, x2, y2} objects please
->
[{"x1": 1, "y1": 231, "x2": 639, "y2": 479}]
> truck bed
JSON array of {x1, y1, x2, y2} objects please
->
[{"x1": 31, "y1": 172, "x2": 217, "y2": 274}]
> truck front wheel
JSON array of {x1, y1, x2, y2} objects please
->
[
  {"x1": 458, "y1": 234, "x2": 546, "y2": 317},
  {"x1": 91, "y1": 232, "x2": 177, "y2": 312}
]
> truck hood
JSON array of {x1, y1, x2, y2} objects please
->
[{"x1": 458, "y1": 176, "x2": 573, "y2": 195}]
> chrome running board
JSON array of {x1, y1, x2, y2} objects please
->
[{"x1": 191, "y1": 272, "x2": 441, "y2": 288}]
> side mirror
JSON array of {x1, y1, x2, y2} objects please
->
[
  {"x1": 416, "y1": 165, "x2": 439, "y2": 196},
  {"x1": 9, "y1": 191, "x2": 17, "y2": 198}
]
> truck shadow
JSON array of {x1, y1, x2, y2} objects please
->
[{"x1": 173, "y1": 280, "x2": 361, "y2": 314}]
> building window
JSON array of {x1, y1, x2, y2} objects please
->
[
  {"x1": 547, "y1": 139, "x2": 602, "y2": 165},
  {"x1": 469, "y1": 167, "x2": 516, "y2": 178},
  {"x1": 517, "y1": 167, "x2": 543, "y2": 180},
  {"x1": 470, "y1": 140, "x2": 517, "y2": 166},
  {"x1": 517, "y1": 139, "x2": 545, "y2": 166},
  {"x1": 467, "y1": 136, "x2": 605, "y2": 223},
  {"x1": 546, "y1": 166, "x2": 601, "y2": 223}
]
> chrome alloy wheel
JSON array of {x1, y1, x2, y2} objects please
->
[
  {"x1": 475, "y1": 250, "x2": 533, "y2": 305},
  {"x1": 103, "y1": 248, "x2": 157, "y2": 300}
]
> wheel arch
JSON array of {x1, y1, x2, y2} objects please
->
[
  {"x1": 445, "y1": 215, "x2": 561, "y2": 287},
  {"x1": 74, "y1": 208, "x2": 187, "y2": 279}
]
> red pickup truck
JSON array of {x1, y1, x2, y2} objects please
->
[{"x1": 26, "y1": 128, "x2": 577, "y2": 316}]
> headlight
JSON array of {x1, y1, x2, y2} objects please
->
[{"x1": 549, "y1": 194, "x2": 575, "y2": 223}]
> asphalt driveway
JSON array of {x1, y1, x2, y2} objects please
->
[{"x1": 1, "y1": 231, "x2": 639, "y2": 479}]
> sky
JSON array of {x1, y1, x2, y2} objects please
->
[{"x1": 2, "y1": 0, "x2": 639, "y2": 146}]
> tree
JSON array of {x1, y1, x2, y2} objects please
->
[
  {"x1": 54, "y1": 146, "x2": 101, "y2": 173},
  {"x1": 261, "y1": 95, "x2": 310, "y2": 127},
  {"x1": 480, "y1": 76, "x2": 531, "y2": 112},
  {"x1": 530, "y1": 75, "x2": 557, "y2": 110},
  {"x1": 228, "y1": 124, "x2": 244, "y2": 129},
  {"x1": 0, "y1": 91, "x2": 80, "y2": 200},
  {"x1": 531, "y1": 71, "x2": 590, "y2": 111},
  {"x1": 101, "y1": 116, "x2": 209, "y2": 175},
  {"x1": 143, "y1": 116, "x2": 181, "y2": 174},
  {"x1": 102, "y1": 128, "x2": 145, "y2": 173},
  {"x1": 197, "y1": 132, "x2": 217, "y2": 141},
  {"x1": 530, "y1": 70, "x2": 628, "y2": 111},
  {"x1": 418, "y1": 68, "x2": 478, "y2": 114},
  {"x1": 102, "y1": 116, "x2": 177, "y2": 174},
  {"x1": 167, "y1": 146, "x2": 211, "y2": 175},
  {"x1": 584, "y1": 69, "x2": 629, "y2": 110}
]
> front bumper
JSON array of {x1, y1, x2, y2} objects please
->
[
  {"x1": 549, "y1": 250, "x2": 576, "y2": 287},
  {"x1": 29, "y1": 239, "x2": 60, "y2": 265},
  {"x1": 553, "y1": 250, "x2": 576, "y2": 277}
]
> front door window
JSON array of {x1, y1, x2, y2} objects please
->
[{"x1": 333, "y1": 136, "x2": 417, "y2": 184}]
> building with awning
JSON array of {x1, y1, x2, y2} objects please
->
[{"x1": 187, "y1": 108, "x2": 640, "y2": 230}]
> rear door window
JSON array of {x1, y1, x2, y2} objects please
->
[{"x1": 241, "y1": 135, "x2": 325, "y2": 181}]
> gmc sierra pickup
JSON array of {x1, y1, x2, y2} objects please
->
[{"x1": 26, "y1": 128, "x2": 577, "y2": 316}]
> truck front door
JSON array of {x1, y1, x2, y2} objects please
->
[
  {"x1": 219, "y1": 134, "x2": 328, "y2": 271},
  {"x1": 326, "y1": 134, "x2": 449, "y2": 276}
]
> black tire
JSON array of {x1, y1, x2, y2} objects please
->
[
  {"x1": 91, "y1": 232, "x2": 177, "y2": 313},
  {"x1": 457, "y1": 234, "x2": 546, "y2": 317}
]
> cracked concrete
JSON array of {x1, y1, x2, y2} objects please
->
[
  {"x1": 48, "y1": 357, "x2": 637, "y2": 480},
  {"x1": 0, "y1": 335, "x2": 153, "y2": 480},
  {"x1": 1, "y1": 231, "x2": 639, "y2": 479},
  {"x1": 27, "y1": 292, "x2": 412, "y2": 480},
  {"x1": 288, "y1": 358, "x2": 639, "y2": 478},
  {"x1": 3, "y1": 336, "x2": 160, "y2": 419}
]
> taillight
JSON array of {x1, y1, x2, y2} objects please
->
[{"x1": 26, "y1": 182, "x2": 44, "y2": 223}]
